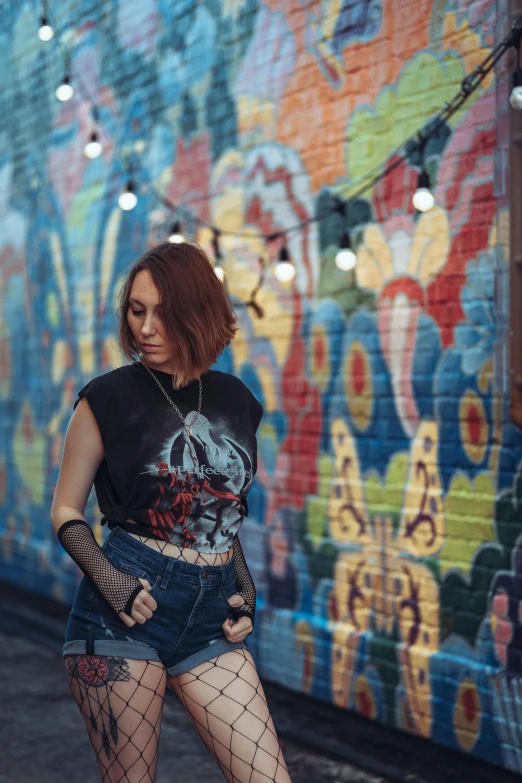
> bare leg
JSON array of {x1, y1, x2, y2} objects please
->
[
  {"x1": 64, "y1": 655, "x2": 166, "y2": 782},
  {"x1": 168, "y1": 648, "x2": 292, "y2": 782}
]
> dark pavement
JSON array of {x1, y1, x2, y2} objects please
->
[
  {"x1": 1, "y1": 582, "x2": 521, "y2": 783},
  {"x1": 0, "y1": 630, "x2": 386, "y2": 783}
]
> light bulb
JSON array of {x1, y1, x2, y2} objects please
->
[
  {"x1": 274, "y1": 261, "x2": 296, "y2": 282},
  {"x1": 118, "y1": 182, "x2": 137, "y2": 211},
  {"x1": 84, "y1": 131, "x2": 102, "y2": 159},
  {"x1": 56, "y1": 77, "x2": 74, "y2": 102},
  {"x1": 336, "y1": 249, "x2": 356, "y2": 270},
  {"x1": 335, "y1": 231, "x2": 356, "y2": 270},
  {"x1": 412, "y1": 187, "x2": 435, "y2": 212},
  {"x1": 412, "y1": 170, "x2": 434, "y2": 212},
  {"x1": 274, "y1": 245, "x2": 296, "y2": 282},
  {"x1": 38, "y1": 17, "x2": 54, "y2": 41},
  {"x1": 214, "y1": 265, "x2": 225, "y2": 281},
  {"x1": 168, "y1": 221, "x2": 185, "y2": 243},
  {"x1": 510, "y1": 86, "x2": 522, "y2": 110}
]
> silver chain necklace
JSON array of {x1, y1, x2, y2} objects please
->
[{"x1": 138, "y1": 357, "x2": 203, "y2": 466}]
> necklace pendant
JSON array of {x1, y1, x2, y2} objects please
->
[{"x1": 186, "y1": 427, "x2": 193, "y2": 437}]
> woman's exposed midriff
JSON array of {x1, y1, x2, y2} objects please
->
[{"x1": 123, "y1": 518, "x2": 234, "y2": 565}]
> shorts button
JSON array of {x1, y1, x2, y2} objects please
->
[{"x1": 202, "y1": 571, "x2": 210, "y2": 577}]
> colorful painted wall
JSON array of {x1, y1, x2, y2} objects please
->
[{"x1": 1, "y1": 0, "x2": 521, "y2": 772}]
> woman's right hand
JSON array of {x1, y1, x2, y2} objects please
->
[{"x1": 118, "y1": 578, "x2": 158, "y2": 627}]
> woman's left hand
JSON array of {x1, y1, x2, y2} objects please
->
[{"x1": 222, "y1": 592, "x2": 253, "y2": 642}]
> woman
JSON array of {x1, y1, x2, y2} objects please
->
[{"x1": 50, "y1": 241, "x2": 292, "y2": 782}]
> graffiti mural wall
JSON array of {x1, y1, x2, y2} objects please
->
[{"x1": 1, "y1": 0, "x2": 521, "y2": 770}]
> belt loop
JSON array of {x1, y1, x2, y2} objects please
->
[{"x1": 160, "y1": 558, "x2": 174, "y2": 588}]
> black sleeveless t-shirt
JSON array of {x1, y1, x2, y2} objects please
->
[{"x1": 74, "y1": 361, "x2": 263, "y2": 553}]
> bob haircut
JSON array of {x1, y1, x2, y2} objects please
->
[{"x1": 117, "y1": 241, "x2": 238, "y2": 389}]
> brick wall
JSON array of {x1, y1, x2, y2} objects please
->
[{"x1": 1, "y1": 0, "x2": 521, "y2": 772}]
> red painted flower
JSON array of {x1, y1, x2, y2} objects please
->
[{"x1": 77, "y1": 655, "x2": 109, "y2": 686}]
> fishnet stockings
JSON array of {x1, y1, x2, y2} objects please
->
[
  {"x1": 64, "y1": 655, "x2": 166, "y2": 782},
  {"x1": 65, "y1": 649, "x2": 292, "y2": 782},
  {"x1": 125, "y1": 529, "x2": 234, "y2": 563},
  {"x1": 167, "y1": 649, "x2": 291, "y2": 782}
]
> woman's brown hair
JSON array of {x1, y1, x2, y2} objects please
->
[{"x1": 116, "y1": 241, "x2": 238, "y2": 389}]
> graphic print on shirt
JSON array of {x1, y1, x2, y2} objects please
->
[{"x1": 140, "y1": 408, "x2": 253, "y2": 547}]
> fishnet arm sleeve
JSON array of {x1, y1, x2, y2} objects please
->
[
  {"x1": 232, "y1": 534, "x2": 256, "y2": 631},
  {"x1": 57, "y1": 519, "x2": 144, "y2": 616}
]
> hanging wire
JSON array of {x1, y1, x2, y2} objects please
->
[
  {"x1": 37, "y1": 6, "x2": 522, "y2": 317},
  {"x1": 211, "y1": 227, "x2": 223, "y2": 261},
  {"x1": 43, "y1": 8, "x2": 522, "y2": 241},
  {"x1": 49, "y1": 9, "x2": 522, "y2": 228},
  {"x1": 44, "y1": 7, "x2": 104, "y2": 139}
]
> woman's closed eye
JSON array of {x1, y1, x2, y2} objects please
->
[{"x1": 131, "y1": 309, "x2": 163, "y2": 318}]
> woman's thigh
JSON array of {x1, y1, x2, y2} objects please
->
[
  {"x1": 167, "y1": 648, "x2": 292, "y2": 783},
  {"x1": 65, "y1": 653, "x2": 167, "y2": 783}
]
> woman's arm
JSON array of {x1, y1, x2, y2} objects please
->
[
  {"x1": 50, "y1": 396, "x2": 104, "y2": 531},
  {"x1": 50, "y1": 398, "x2": 149, "y2": 620},
  {"x1": 230, "y1": 385, "x2": 263, "y2": 631},
  {"x1": 232, "y1": 535, "x2": 256, "y2": 631}
]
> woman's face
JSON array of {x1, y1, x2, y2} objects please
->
[{"x1": 127, "y1": 269, "x2": 177, "y2": 371}]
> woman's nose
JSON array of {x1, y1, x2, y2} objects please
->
[{"x1": 141, "y1": 314, "x2": 157, "y2": 333}]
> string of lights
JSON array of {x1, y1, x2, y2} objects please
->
[{"x1": 36, "y1": 6, "x2": 522, "y2": 300}]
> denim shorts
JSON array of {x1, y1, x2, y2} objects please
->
[{"x1": 63, "y1": 525, "x2": 247, "y2": 676}]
